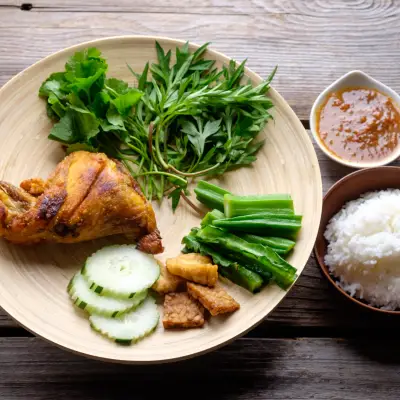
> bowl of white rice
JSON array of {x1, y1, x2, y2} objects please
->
[{"x1": 315, "y1": 166, "x2": 400, "y2": 314}]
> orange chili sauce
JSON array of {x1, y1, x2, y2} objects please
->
[{"x1": 316, "y1": 88, "x2": 400, "y2": 163}]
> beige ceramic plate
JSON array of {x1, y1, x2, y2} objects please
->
[{"x1": 0, "y1": 36, "x2": 322, "y2": 363}]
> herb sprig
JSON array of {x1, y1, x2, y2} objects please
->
[{"x1": 39, "y1": 42, "x2": 276, "y2": 211}]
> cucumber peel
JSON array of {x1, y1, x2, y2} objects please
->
[
  {"x1": 89, "y1": 296, "x2": 159, "y2": 344},
  {"x1": 68, "y1": 272, "x2": 147, "y2": 318}
]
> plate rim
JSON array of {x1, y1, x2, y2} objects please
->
[{"x1": 0, "y1": 35, "x2": 323, "y2": 364}]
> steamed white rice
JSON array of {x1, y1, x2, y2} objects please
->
[{"x1": 324, "y1": 189, "x2": 400, "y2": 310}]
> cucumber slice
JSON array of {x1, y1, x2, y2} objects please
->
[
  {"x1": 68, "y1": 272, "x2": 147, "y2": 317},
  {"x1": 90, "y1": 296, "x2": 159, "y2": 344},
  {"x1": 82, "y1": 245, "x2": 160, "y2": 299}
]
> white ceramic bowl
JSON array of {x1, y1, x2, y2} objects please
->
[{"x1": 310, "y1": 70, "x2": 400, "y2": 169}]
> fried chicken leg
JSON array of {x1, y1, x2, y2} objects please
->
[{"x1": 0, "y1": 151, "x2": 163, "y2": 254}]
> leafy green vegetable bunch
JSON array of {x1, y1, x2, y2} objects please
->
[{"x1": 39, "y1": 42, "x2": 276, "y2": 210}]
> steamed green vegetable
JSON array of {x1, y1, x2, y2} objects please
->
[
  {"x1": 214, "y1": 218, "x2": 301, "y2": 238},
  {"x1": 224, "y1": 194, "x2": 294, "y2": 218},
  {"x1": 217, "y1": 211, "x2": 299, "y2": 221},
  {"x1": 219, "y1": 264, "x2": 264, "y2": 294},
  {"x1": 239, "y1": 234, "x2": 295, "y2": 256},
  {"x1": 39, "y1": 43, "x2": 277, "y2": 210},
  {"x1": 213, "y1": 213, "x2": 302, "y2": 238},
  {"x1": 194, "y1": 180, "x2": 231, "y2": 212},
  {"x1": 182, "y1": 228, "x2": 265, "y2": 293},
  {"x1": 201, "y1": 208, "x2": 226, "y2": 227},
  {"x1": 195, "y1": 225, "x2": 297, "y2": 289}
]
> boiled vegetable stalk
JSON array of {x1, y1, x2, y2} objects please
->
[
  {"x1": 239, "y1": 234, "x2": 295, "y2": 256},
  {"x1": 213, "y1": 213, "x2": 302, "y2": 238},
  {"x1": 195, "y1": 225, "x2": 297, "y2": 289},
  {"x1": 194, "y1": 181, "x2": 231, "y2": 212},
  {"x1": 200, "y1": 209, "x2": 225, "y2": 227},
  {"x1": 223, "y1": 194, "x2": 294, "y2": 218},
  {"x1": 182, "y1": 228, "x2": 264, "y2": 293}
]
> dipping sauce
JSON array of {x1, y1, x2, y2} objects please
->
[{"x1": 316, "y1": 88, "x2": 400, "y2": 163}]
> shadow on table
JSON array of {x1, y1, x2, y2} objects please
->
[{"x1": 347, "y1": 338, "x2": 400, "y2": 365}]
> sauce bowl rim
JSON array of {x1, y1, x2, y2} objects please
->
[{"x1": 309, "y1": 70, "x2": 400, "y2": 169}]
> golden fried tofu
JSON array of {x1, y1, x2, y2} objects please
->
[
  {"x1": 163, "y1": 292, "x2": 205, "y2": 329},
  {"x1": 152, "y1": 261, "x2": 185, "y2": 294},
  {"x1": 187, "y1": 282, "x2": 240, "y2": 316},
  {"x1": 166, "y1": 253, "x2": 218, "y2": 286}
]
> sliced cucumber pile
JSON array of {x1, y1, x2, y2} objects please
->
[
  {"x1": 90, "y1": 297, "x2": 159, "y2": 345},
  {"x1": 68, "y1": 245, "x2": 160, "y2": 345},
  {"x1": 82, "y1": 244, "x2": 160, "y2": 298}
]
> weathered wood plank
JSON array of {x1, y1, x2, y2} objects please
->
[
  {"x1": 0, "y1": 337, "x2": 399, "y2": 399},
  {"x1": 0, "y1": 3, "x2": 400, "y2": 119},
  {"x1": 2, "y1": 0, "x2": 400, "y2": 16},
  {"x1": 0, "y1": 132, "x2": 399, "y2": 331},
  {"x1": 2, "y1": 0, "x2": 235, "y2": 13}
]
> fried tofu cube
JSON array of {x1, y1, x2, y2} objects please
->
[
  {"x1": 152, "y1": 261, "x2": 185, "y2": 294},
  {"x1": 166, "y1": 253, "x2": 218, "y2": 286},
  {"x1": 187, "y1": 282, "x2": 240, "y2": 316},
  {"x1": 163, "y1": 292, "x2": 205, "y2": 329}
]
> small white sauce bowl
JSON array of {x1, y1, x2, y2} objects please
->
[{"x1": 309, "y1": 70, "x2": 400, "y2": 169}]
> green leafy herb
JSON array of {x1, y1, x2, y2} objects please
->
[
  {"x1": 39, "y1": 41, "x2": 277, "y2": 210},
  {"x1": 168, "y1": 187, "x2": 182, "y2": 212},
  {"x1": 181, "y1": 118, "x2": 221, "y2": 157}
]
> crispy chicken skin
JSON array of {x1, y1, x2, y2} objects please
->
[{"x1": 0, "y1": 151, "x2": 163, "y2": 253}]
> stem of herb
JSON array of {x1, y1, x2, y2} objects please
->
[
  {"x1": 148, "y1": 123, "x2": 154, "y2": 160},
  {"x1": 135, "y1": 171, "x2": 187, "y2": 186},
  {"x1": 168, "y1": 163, "x2": 221, "y2": 177},
  {"x1": 126, "y1": 143, "x2": 146, "y2": 158},
  {"x1": 154, "y1": 123, "x2": 169, "y2": 170},
  {"x1": 180, "y1": 190, "x2": 205, "y2": 216},
  {"x1": 137, "y1": 157, "x2": 145, "y2": 174}
]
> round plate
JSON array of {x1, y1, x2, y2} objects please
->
[{"x1": 0, "y1": 36, "x2": 322, "y2": 363}]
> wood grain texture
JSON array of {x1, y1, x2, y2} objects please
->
[
  {"x1": 3, "y1": 0, "x2": 400, "y2": 15},
  {"x1": 0, "y1": 337, "x2": 399, "y2": 399},
  {"x1": 0, "y1": 1, "x2": 400, "y2": 119}
]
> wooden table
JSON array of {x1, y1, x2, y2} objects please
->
[{"x1": 1, "y1": 1, "x2": 400, "y2": 398}]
